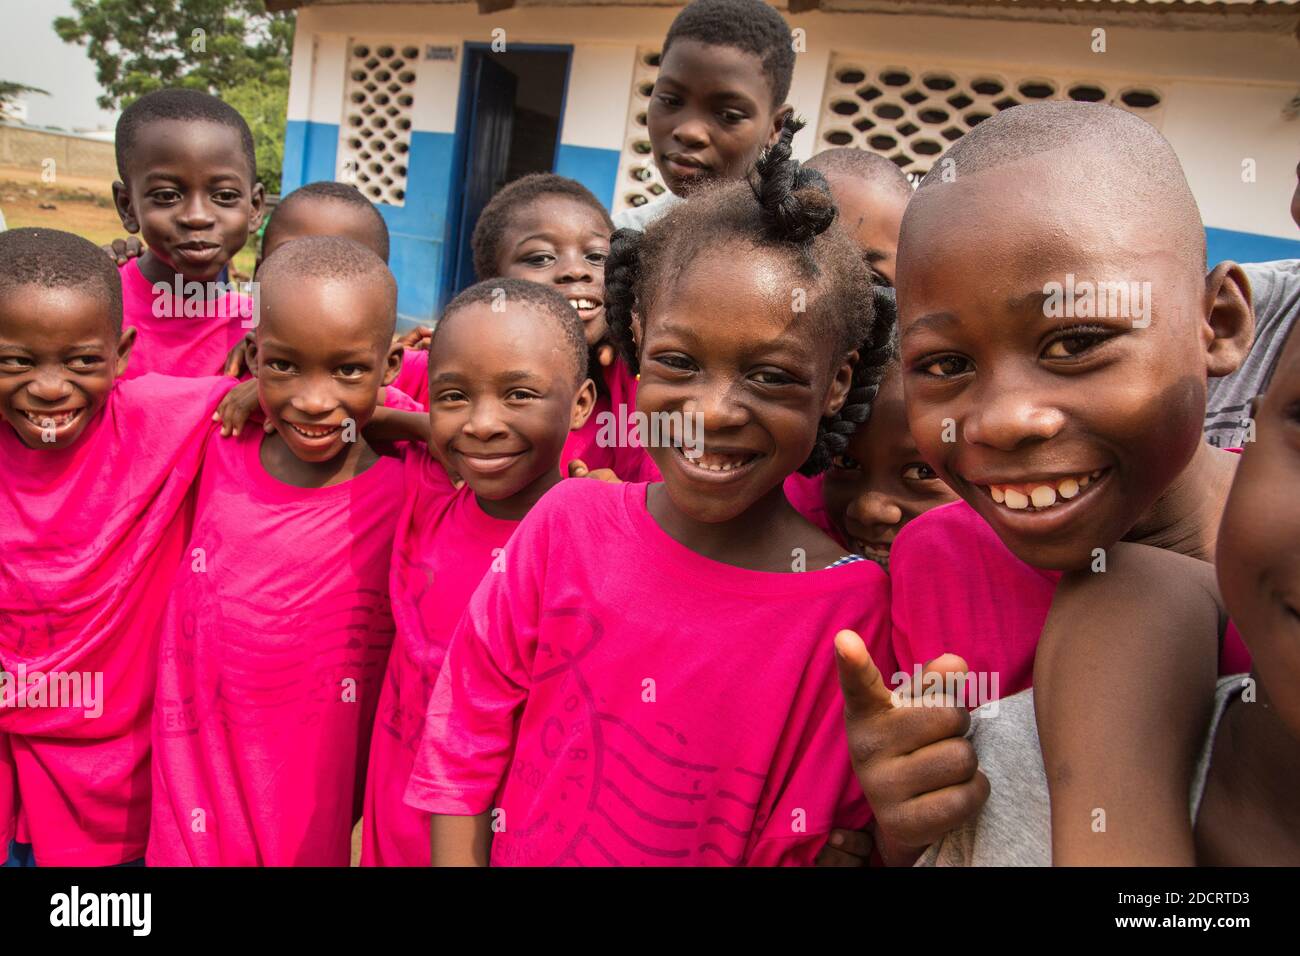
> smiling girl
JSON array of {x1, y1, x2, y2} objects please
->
[{"x1": 405, "y1": 119, "x2": 894, "y2": 866}]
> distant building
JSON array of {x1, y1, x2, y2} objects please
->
[{"x1": 269, "y1": 0, "x2": 1300, "y2": 325}]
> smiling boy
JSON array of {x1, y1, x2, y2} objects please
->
[
  {"x1": 612, "y1": 0, "x2": 794, "y2": 231},
  {"x1": 111, "y1": 89, "x2": 265, "y2": 379}
]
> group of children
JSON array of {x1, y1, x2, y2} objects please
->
[{"x1": 1, "y1": 0, "x2": 1296, "y2": 868}]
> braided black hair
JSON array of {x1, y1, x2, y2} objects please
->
[{"x1": 604, "y1": 114, "x2": 895, "y2": 477}]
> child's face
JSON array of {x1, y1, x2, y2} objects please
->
[
  {"x1": 495, "y1": 196, "x2": 611, "y2": 347},
  {"x1": 426, "y1": 302, "x2": 593, "y2": 501},
  {"x1": 1216, "y1": 330, "x2": 1300, "y2": 737},
  {"x1": 824, "y1": 172, "x2": 908, "y2": 286},
  {"x1": 113, "y1": 119, "x2": 265, "y2": 282},
  {"x1": 0, "y1": 285, "x2": 133, "y2": 451},
  {"x1": 259, "y1": 199, "x2": 386, "y2": 268},
  {"x1": 647, "y1": 39, "x2": 788, "y2": 196},
  {"x1": 637, "y1": 245, "x2": 854, "y2": 524},
  {"x1": 250, "y1": 275, "x2": 399, "y2": 463},
  {"x1": 897, "y1": 152, "x2": 1240, "y2": 571},
  {"x1": 822, "y1": 364, "x2": 958, "y2": 568}
]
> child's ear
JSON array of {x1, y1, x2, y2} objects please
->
[
  {"x1": 570, "y1": 377, "x2": 598, "y2": 431},
  {"x1": 112, "y1": 181, "x2": 139, "y2": 234},
  {"x1": 245, "y1": 338, "x2": 261, "y2": 375},
  {"x1": 768, "y1": 105, "x2": 794, "y2": 148},
  {"x1": 248, "y1": 182, "x2": 267, "y2": 232},
  {"x1": 381, "y1": 340, "x2": 403, "y2": 387},
  {"x1": 113, "y1": 326, "x2": 137, "y2": 378},
  {"x1": 823, "y1": 350, "x2": 859, "y2": 417},
  {"x1": 1202, "y1": 262, "x2": 1253, "y2": 379}
]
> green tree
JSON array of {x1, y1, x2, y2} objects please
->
[{"x1": 54, "y1": 0, "x2": 294, "y2": 190}]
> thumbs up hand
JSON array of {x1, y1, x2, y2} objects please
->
[{"x1": 834, "y1": 630, "x2": 990, "y2": 866}]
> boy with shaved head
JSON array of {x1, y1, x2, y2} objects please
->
[{"x1": 831, "y1": 102, "x2": 1255, "y2": 865}]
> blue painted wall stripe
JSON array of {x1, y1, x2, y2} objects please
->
[
  {"x1": 1206, "y1": 226, "x2": 1300, "y2": 266},
  {"x1": 555, "y1": 143, "x2": 622, "y2": 209}
]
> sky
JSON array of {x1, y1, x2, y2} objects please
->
[{"x1": 2, "y1": 0, "x2": 121, "y2": 133}]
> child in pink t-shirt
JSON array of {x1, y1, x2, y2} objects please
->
[
  {"x1": 109, "y1": 89, "x2": 265, "y2": 379},
  {"x1": 406, "y1": 120, "x2": 894, "y2": 866},
  {"x1": 147, "y1": 237, "x2": 406, "y2": 866},
  {"x1": 361, "y1": 279, "x2": 597, "y2": 866},
  {"x1": 0, "y1": 228, "x2": 234, "y2": 866},
  {"x1": 468, "y1": 173, "x2": 660, "y2": 482}
]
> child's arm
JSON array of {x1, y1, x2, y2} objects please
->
[
  {"x1": 362, "y1": 405, "x2": 430, "y2": 445},
  {"x1": 1033, "y1": 543, "x2": 1222, "y2": 866},
  {"x1": 430, "y1": 812, "x2": 492, "y2": 866},
  {"x1": 212, "y1": 378, "x2": 271, "y2": 437}
]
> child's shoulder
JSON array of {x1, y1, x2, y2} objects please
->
[{"x1": 115, "y1": 372, "x2": 236, "y2": 419}]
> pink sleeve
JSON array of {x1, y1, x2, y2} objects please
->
[
  {"x1": 382, "y1": 385, "x2": 422, "y2": 412},
  {"x1": 404, "y1": 506, "x2": 548, "y2": 815}
]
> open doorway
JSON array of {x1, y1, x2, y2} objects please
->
[{"x1": 446, "y1": 44, "x2": 572, "y2": 300}]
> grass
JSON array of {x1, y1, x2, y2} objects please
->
[{"x1": 1, "y1": 165, "x2": 259, "y2": 278}]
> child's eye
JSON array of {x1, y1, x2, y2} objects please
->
[
  {"x1": 212, "y1": 190, "x2": 242, "y2": 204},
  {"x1": 901, "y1": 462, "x2": 939, "y2": 481},
  {"x1": 436, "y1": 390, "x2": 467, "y2": 404},
  {"x1": 718, "y1": 110, "x2": 747, "y2": 125},
  {"x1": 831, "y1": 453, "x2": 861, "y2": 471},
  {"x1": 66, "y1": 355, "x2": 104, "y2": 371},
  {"x1": 653, "y1": 353, "x2": 696, "y2": 373},
  {"x1": 1042, "y1": 327, "x2": 1113, "y2": 360},
  {"x1": 506, "y1": 389, "x2": 539, "y2": 402},
  {"x1": 917, "y1": 355, "x2": 972, "y2": 378},
  {"x1": 521, "y1": 253, "x2": 555, "y2": 267},
  {"x1": 267, "y1": 359, "x2": 295, "y2": 373},
  {"x1": 0, "y1": 356, "x2": 34, "y2": 371},
  {"x1": 655, "y1": 93, "x2": 681, "y2": 109},
  {"x1": 337, "y1": 364, "x2": 367, "y2": 378},
  {"x1": 752, "y1": 368, "x2": 796, "y2": 386},
  {"x1": 149, "y1": 189, "x2": 181, "y2": 203},
  {"x1": 586, "y1": 251, "x2": 608, "y2": 266}
]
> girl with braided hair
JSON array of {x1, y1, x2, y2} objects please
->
[{"x1": 406, "y1": 116, "x2": 895, "y2": 866}]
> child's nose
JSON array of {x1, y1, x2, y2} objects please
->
[
  {"x1": 28, "y1": 371, "x2": 74, "y2": 401},
  {"x1": 672, "y1": 115, "x2": 710, "y2": 149},
  {"x1": 464, "y1": 402, "x2": 508, "y2": 438},
  {"x1": 849, "y1": 491, "x2": 903, "y2": 536},
  {"x1": 555, "y1": 254, "x2": 593, "y2": 283},
  {"x1": 177, "y1": 196, "x2": 217, "y2": 227},
  {"x1": 685, "y1": 383, "x2": 748, "y2": 431},
  {"x1": 963, "y1": 389, "x2": 1066, "y2": 451},
  {"x1": 291, "y1": 385, "x2": 337, "y2": 416}
]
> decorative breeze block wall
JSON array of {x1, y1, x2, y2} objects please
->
[
  {"x1": 815, "y1": 54, "x2": 1165, "y2": 180},
  {"x1": 612, "y1": 47, "x2": 669, "y2": 214},
  {"x1": 338, "y1": 39, "x2": 419, "y2": 206}
]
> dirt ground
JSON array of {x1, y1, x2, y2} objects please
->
[{"x1": 0, "y1": 164, "x2": 258, "y2": 276}]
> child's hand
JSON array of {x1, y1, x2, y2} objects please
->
[
  {"x1": 223, "y1": 333, "x2": 255, "y2": 378},
  {"x1": 833, "y1": 629, "x2": 989, "y2": 866},
  {"x1": 394, "y1": 325, "x2": 433, "y2": 352},
  {"x1": 813, "y1": 827, "x2": 875, "y2": 867},
  {"x1": 102, "y1": 236, "x2": 145, "y2": 266},
  {"x1": 567, "y1": 460, "x2": 622, "y2": 483},
  {"x1": 212, "y1": 379, "x2": 268, "y2": 437}
]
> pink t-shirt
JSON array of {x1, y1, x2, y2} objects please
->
[
  {"x1": 147, "y1": 428, "x2": 404, "y2": 866},
  {"x1": 119, "y1": 260, "x2": 252, "y2": 379},
  {"x1": 361, "y1": 452, "x2": 520, "y2": 866},
  {"x1": 406, "y1": 480, "x2": 888, "y2": 866},
  {"x1": 890, "y1": 499, "x2": 1251, "y2": 701},
  {"x1": 784, "y1": 472, "x2": 841, "y2": 544},
  {"x1": 390, "y1": 348, "x2": 430, "y2": 409},
  {"x1": 0, "y1": 373, "x2": 233, "y2": 865}
]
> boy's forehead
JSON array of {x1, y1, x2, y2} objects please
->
[
  {"x1": 260, "y1": 273, "x2": 392, "y2": 346},
  {"x1": 434, "y1": 304, "x2": 575, "y2": 374},
  {"x1": 660, "y1": 38, "x2": 774, "y2": 105},
  {"x1": 125, "y1": 118, "x2": 252, "y2": 181},
  {"x1": 0, "y1": 284, "x2": 115, "y2": 340},
  {"x1": 503, "y1": 196, "x2": 607, "y2": 238}
]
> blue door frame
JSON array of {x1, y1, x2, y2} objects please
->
[{"x1": 439, "y1": 42, "x2": 574, "y2": 314}]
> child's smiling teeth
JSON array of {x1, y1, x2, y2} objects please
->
[
  {"x1": 22, "y1": 409, "x2": 81, "y2": 428},
  {"x1": 568, "y1": 298, "x2": 598, "y2": 311},
  {"x1": 682, "y1": 449, "x2": 755, "y2": 472},
  {"x1": 987, "y1": 471, "x2": 1102, "y2": 511},
  {"x1": 289, "y1": 422, "x2": 341, "y2": 439}
]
